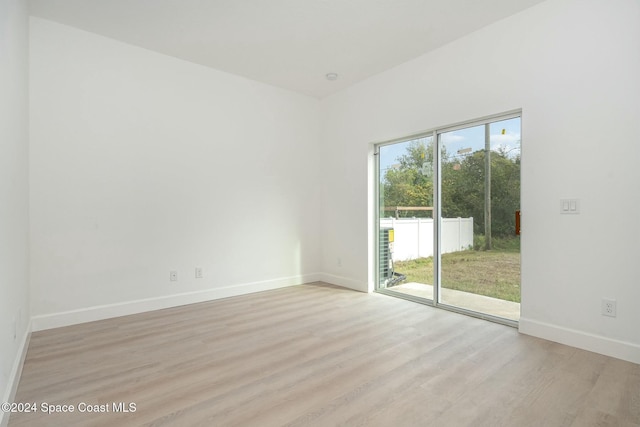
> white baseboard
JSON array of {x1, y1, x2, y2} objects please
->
[
  {"x1": 1, "y1": 320, "x2": 31, "y2": 427},
  {"x1": 319, "y1": 273, "x2": 367, "y2": 292},
  {"x1": 519, "y1": 317, "x2": 640, "y2": 364},
  {"x1": 31, "y1": 273, "x2": 321, "y2": 332}
]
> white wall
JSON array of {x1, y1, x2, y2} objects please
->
[
  {"x1": 29, "y1": 18, "x2": 321, "y2": 329},
  {"x1": 320, "y1": 0, "x2": 640, "y2": 363},
  {"x1": 0, "y1": 0, "x2": 30, "y2": 423}
]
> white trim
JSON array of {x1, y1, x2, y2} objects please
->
[
  {"x1": 435, "y1": 109, "x2": 522, "y2": 135},
  {"x1": 1, "y1": 320, "x2": 31, "y2": 427},
  {"x1": 370, "y1": 141, "x2": 379, "y2": 295},
  {"x1": 373, "y1": 109, "x2": 522, "y2": 147},
  {"x1": 31, "y1": 274, "x2": 321, "y2": 332},
  {"x1": 319, "y1": 273, "x2": 367, "y2": 293},
  {"x1": 519, "y1": 317, "x2": 640, "y2": 364}
]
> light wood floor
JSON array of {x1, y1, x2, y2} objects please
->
[{"x1": 9, "y1": 282, "x2": 640, "y2": 426}]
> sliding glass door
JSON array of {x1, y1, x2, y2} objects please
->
[
  {"x1": 377, "y1": 135, "x2": 435, "y2": 300},
  {"x1": 376, "y1": 113, "x2": 521, "y2": 323}
]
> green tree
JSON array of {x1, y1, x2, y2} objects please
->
[
  {"x1": 382, "y1": 141, "x2": 520, "y2": 238},
  {"x1": 381, "y1": 140, "x2": 435, "y2": 217},
  {"x1": 442, "y1": 149, "x2": 520, "y2": 237}
]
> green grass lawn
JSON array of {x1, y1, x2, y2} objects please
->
[{"x1": 393, "y1": 238, "x2": 521, "y2": 302}]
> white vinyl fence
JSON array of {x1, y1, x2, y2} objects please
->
[{"x1": 380, "y1": 217, "x2": 474, "y2": 261}]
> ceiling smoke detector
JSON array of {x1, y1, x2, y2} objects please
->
[{"x1": 325, "y1": 73, "x2": 338, "y2": 81}]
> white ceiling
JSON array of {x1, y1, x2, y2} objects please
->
[{"x1": 29, "y1": 0, "x2": 546, "y2": 99}]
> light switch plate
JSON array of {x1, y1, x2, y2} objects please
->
[{"x1": 560, "y1": 198, "x2": 580, "y2": 214}]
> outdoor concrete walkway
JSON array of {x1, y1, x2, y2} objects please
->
[{"x1": 389, "y1": 282, "x2": 520, "y2": 321}]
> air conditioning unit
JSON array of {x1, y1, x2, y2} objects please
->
[{"x1": 379, "y1": 228, "x2": 394, "y2": 283}]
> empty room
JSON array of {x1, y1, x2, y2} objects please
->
[{"x1": 1, "y1": 0, "x2": 639, "y2": 425}]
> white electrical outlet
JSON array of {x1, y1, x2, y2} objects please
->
[
  {"x1": 602, "y1": 298, "x2": 616, "y2": 317},
  {"x1": 170, "y1": 271, "x2": 178, "y2": 282},
  {"x1": 195, "y1": 267, "x2": 203, "y2": 278},
  {"x1": 337, "y1": 257, "x2": 342, "y2": 267}
]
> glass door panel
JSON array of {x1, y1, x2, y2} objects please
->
[
  {"x1": 438, "y1": 117, "x2": 521, "y2": 321},
  {"x1": 377, "y1": 136, "x2": 435, "y2": 302}
]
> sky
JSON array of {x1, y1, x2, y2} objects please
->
[{"x1": 379, "y1": 117, "x2": 521, "y2": 176}]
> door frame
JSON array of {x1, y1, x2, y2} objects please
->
[{"x1": 373, "y1": 109, "x2": 522, "y2": 326}]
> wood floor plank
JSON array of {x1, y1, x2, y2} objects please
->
[{"x1": 8, "y1": 282, "x2": 640, "y2": 426}]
